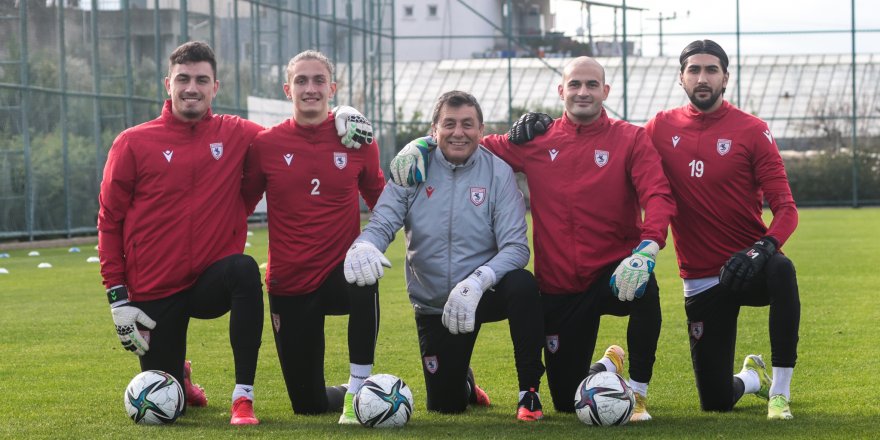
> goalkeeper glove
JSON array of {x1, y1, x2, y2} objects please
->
[
  {"x1": 107, "y1": 285, "x2": 156, "y2": 356},
  {"x1": 389, "y1": 136, "x2": 436, "y2": 187},
  {"x1": 333, "y1": 105, "x2": 373, "y2": 149},
  {"x1": 343, "y1": 241, "x2": 392, "y2": 286},
  {"x1": 610, "y1": 240, "x2": 659, "y2": 301},
  {"x1": 508, "y1": 112, "x2": 553, "y2": 145},
  {"x1": 442, "y1": 266, "x2": 495, "y2": 335},
  {"x1": 719, "y1": 236, "x2": 777, "y2": 291}
]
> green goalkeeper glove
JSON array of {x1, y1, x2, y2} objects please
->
[
  {"x1": 610, "y1": 240, "x2": 659, "y2": 301},
  {"x1": 389, "y1": 136, "x2": 436, "y2": 187}
]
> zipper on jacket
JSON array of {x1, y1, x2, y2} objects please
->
[{"x1": 447, "y1": 167, "x2": 456, "y2": 293}]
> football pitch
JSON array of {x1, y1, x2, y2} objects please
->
[{"x1": 1, "y1": 207, "x2": 877, "y2": 439}]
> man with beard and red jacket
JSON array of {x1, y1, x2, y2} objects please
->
[
  {"x1": 98, "y1": 42, "x2": 372, "y2": 425},
  {"x1": 645, "y1": 40, "x2": 800, "y2": 421},
  {"x1": 241, "y1": 50, "x2": 385, "y2": 424},
  {"x1": 386, "y1": 57, "x2": 676, "y2": 421}
]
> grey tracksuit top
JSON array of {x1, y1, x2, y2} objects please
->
[{"x1": 357, "y1": 145, "x2": 530, "y2": 315}]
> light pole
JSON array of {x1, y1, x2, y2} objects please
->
[{"x1": 648, "y1": 11, "x2": 680, "y2": 56}]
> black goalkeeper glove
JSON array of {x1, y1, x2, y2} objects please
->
[
  {"x1": 719, "y1": 236, "x2": 778, "y2": 291},
  {"x1": 507, "y1": 112, "x2": 553, "y2": 145}
]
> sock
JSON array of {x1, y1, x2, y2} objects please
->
[
  {"x1": 598, "y1": 357, "x2": 617, "y2": 373},
  {"x1": 769, "y1": 367, "x2": 793, "y2": 399},
  {"x1": 348, "y1": 363, "x2": 373, "y2": 395},
  {"x1": 232, "y1": 384, "x2": 254, "y2": 402},
  {"x1": 518, "y1": 389, "x2": 539, "y2": 401},
  {"x1": 628, "y1": 379, "x2": 648, "y2": 397},
  {"x1": 735, "y1": 369, "x2": 760, "y2": 394}
]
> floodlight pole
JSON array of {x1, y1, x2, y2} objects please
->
[
  {"x1": 648, "y1": 11, "x2": 676, "y2": 56},
  {"x1": 735, "y1": 0, "x2": 741, "y2": 108},
  {"x1": 622, "y1": 0, "x2": 628, "y2": 121},
  {"x1": 850, "y1": 0, "x2": 859, "y2": 207}
]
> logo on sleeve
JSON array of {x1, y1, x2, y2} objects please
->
[
  {"x1": 334, "y1": 152, "x2": 348, "y2": 169},
  {"x1": 546, "y1": 334, "x2": 560, "y2": 353},
  {"x1": 424, "y1": 356, "x2": 439, "y2": 374},
  {"x1": 283, "y1": 153, "x2": 294, "y2": 166},
  {"x1": 163, "y1": 150, "x2": 173, "y2": 163},
  {"x1": 548, "y1": 148, "x2": 559, "y2": 161},
  {"x1": 594, "y1": 149, "x2": 609, "y2": 167},
  {"x1": 716, "y1": 139, "x2": 732, "y2": 156},
  {"x1": 672, "y1": 135, "x2": 681, "y2": 147},
  {"x1": 209, "y1": 142, "x2": 223, "y2": 160},
  {"x1": 763, "y1": 129, "x2": 774, "y2": 144},
  {"x1": 470, "y1": 187, "x2": 486, "y2": 206}
]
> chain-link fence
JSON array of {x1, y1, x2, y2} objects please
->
[{"x1": 1, "y1": 0, "x2": 877, "y2": 240}]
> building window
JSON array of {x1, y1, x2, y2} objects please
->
[
  {"x1": 427, "y1": 4, "x2": 437, "y2": 18},
  {"x1": 403, "y1": 5, "x2": 413, "y2": 17}
]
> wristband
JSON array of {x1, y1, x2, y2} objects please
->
[{"x1": 107, "y1": 285, "x2": 129, "y2": 305}]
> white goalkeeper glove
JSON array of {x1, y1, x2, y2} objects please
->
[
  {"x1": 442, "y1": 266, "x2": 495, "y2": 335},
  {"x1": 343, "y1": 241, "x2": 392, "y2": 286},
  {"x1": 333, "y1": 105, "x2": 373, "y2": 149},
  {"x1": 107, "y1": 285, "x2": 156, "y2": 356},
  {"x1": 609, "y1": 240, "x2": 659, "y2": 301},
  {"x1": 389, "y1": 136, "x2": 436, "y2": 187}
]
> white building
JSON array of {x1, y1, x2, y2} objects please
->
[{"x1": 395, "y1": 0, "x2": 554, "y2": 60}]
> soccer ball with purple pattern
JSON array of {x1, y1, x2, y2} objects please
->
[
  {"x1": 354, "y1": 374, "x2": 414, "y2": 428},
  {"x1": 123, "y1": 370, "x2": 184, "y2": 425},
  {"x1": 574, "y1": 371, "x2": 635, "y2": 426}
]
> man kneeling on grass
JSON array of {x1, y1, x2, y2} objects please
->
[{"x1": 342, "y1": 90, "x2": 547, "y2": 421}]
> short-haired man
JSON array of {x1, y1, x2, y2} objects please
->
[
  {"x1": 99, "y1": 41, "x2": 265, "y2": 425},
  {"x1": 644, "y1": 40, "x2": 800, "y2": 420},
  {"x1": 241, "y1": 50, "x2": 385, "y2": 424},
  {"x1": 344, "y1": 90, "x2": 546, "y2": 421}
]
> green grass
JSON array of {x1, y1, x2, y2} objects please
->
[{"x1": 1, "y1": 207, "x2": 878, "y2": 439}]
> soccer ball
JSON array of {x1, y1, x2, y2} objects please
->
[
  {"x1": 574, "y1": 371, "x2": 635, "y2": 426},
  {"x1": 123, "y1": 370, "x2": 184, "y2": 425},
  {"x1": 353, "y1": 373, "x2": 414, "y2": 428}
]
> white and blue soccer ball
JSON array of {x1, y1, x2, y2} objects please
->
[
  {"x1": 123, "y1": 370, "x2": 184, "y2": 425},
  {"x1": 574, "y1": 371, "x2": 635, "y2": 426},
  {"x1": 354, "y1": 373, "x2": 414, "y2": 428}
]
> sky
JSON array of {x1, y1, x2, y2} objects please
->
[{"x1": 550, "y1": 0, "x2": 880, "y2": 57}]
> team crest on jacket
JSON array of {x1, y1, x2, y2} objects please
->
[
  {"x1": 209, "y1": 142, "x2": 223, "y2": 160},
  {"x1": 690, "y1": 321, "x2": 704, "y2": 340},
  {"x1": 334, "y1": 152, "x2": 348, "y2": 169},
  {"x1": 594, "y1": 149, "x2": 609, "y2": 167},
  {"x1": 717, "y1": 139, "x2": 732, "y2": 156},
  {"x1": 546, "y1": 334, "x2": 559, "y2": 353},
  {"x1": 424, "y1": 355, "x2": 439, "y2": 374},
  {"x1": 470, "y1": 187, "x2": 486, "y2": 206}
]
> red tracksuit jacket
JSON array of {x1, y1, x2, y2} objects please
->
[
  {"x1": 645, "y1": 101, "x2": 798, "y2": 279},
  {"x1": 98, "y1": 100, "x2": 263, "y2": 301},
  {"x1": 242, "y1": 115, "x2": 385, "y2": 295},
  {"x1": 482, "y1": 109, "x2": 676, "y2": 294}
]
